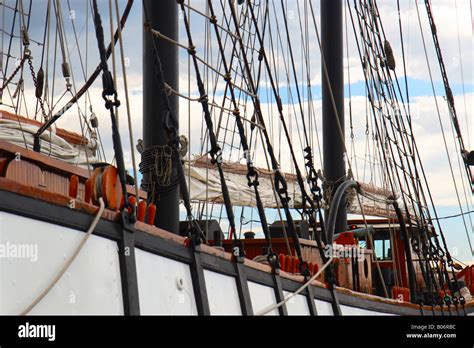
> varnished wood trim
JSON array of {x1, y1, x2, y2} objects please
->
[{"x1": 0, "y1": 140, "x2": 146, "y2": 199}]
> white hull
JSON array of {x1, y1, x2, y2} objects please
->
[{"x1": 1, "y1": 209, "x2": 468, "y2": 316}]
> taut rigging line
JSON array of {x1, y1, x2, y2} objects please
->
[
  {"x1": 32, "y1": 0, "x2": 135, "y2": 153},
  {"x1": 204, "y1": 0, "x2": 278, "y2": 259},
  {"x1": 278, "y1": 0, "x2": 326, "y2": 236},
  {"x1": 230, "y1": 0, "x2": 309, "y2": 276},
  {"x1": 423, "y1": 0, "x2": 473, "y2": 186},
  {"x1": 178, "y1": 0, "x2": 245, "y2": 258},
  {"x1": 246, "y1": 0, "x2": 324, "y2": 238},
  {"x1": 90, "y1": 0, "x2": 129, "y2": 215},
  {"x1": 143, "y1": 2, "x2": 204, "y2": 246}
]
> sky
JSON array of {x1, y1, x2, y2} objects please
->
[{"x1": 0, "y1": 0, "x2": 472, "y2": 262}]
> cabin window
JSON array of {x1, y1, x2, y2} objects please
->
[{"x1": 374, "y1": 233, "x2": 392, "y2": 261}]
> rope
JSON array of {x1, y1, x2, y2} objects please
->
[
  {"x1": 421, "y1": 0, "x2": 474, "y2": 259},
  {"x1": 232, "y1": 0, "x2": 307, "y2": 274},
  {"x1": 114, "y1": 0, "x2": 139, "y2": 202},
  {"x1": 179, "y1": 1, "x2": 243, "y2": 242},
  {"x1": 415, "y1": 0, "x2": 473, "y2": 256},
  {"x1": 54, "y1": 1, "x2": 94, "y2": 173},
  {"x1": 53, "y1": 0, "x2": 71, "y2": 89},
  {"x1": 424, "y1": 1, "x2": 471, "y2": 181},
  {"x1": 344, "y1": 0, "x2": 467, "y2": 309},
  {"x1": 164, "y1": 82, "x2": 264, "y2": 130},
  {"x1": 349, "y1": 0, "x2": 434, "y2": 304},
  {"x1": 255, "y1": 254, "x2": 333, "y2": 316},
  {"x1": 20, "y1": 197, "x2": 105, "y2": 315},
  {"x1": 205, "y1": 0, "x2": 276, "y2": 255},
  {"x1": 91, "y1": 0, "x2": 129, "y2": 213},
  {"x1": 33, "y1": 0, "x2": 135, "y2": 144},
  {"x1": 310, "y1": 0, "x2": 392, "y2": 299},
  {"x1": 143, "y1": 1, "x2": 204, "y2": 244},
  {"x1": 181, "y1": 2, "x2": 239, "y2": 40},
  {"x1": 65, "y1": 0, "x2": 106, "y2": 167},
  {"x1": 213, "y1": 1, "x2": 291, "y2": 256},
  {"x1": 432, "y1": 210, "x2": 474, "y2": 221},
  {"x1": 277, "y1": 0, "x2": 326, "y2": 232},
  {"x1": 0, "y1": 54, "x2": 26, "y2": 91},
  {"x1": 108, "y1": 0, "x2": 119, "y2": 126},
  {"x1": 150, "y1": 26, "x2": 256, "y2": 100},
  {"x1": 186, "y1": 0, "x2": 192, "y2": 214},
  {"x1": 1, "y1": 0, "x2": 20, "y2": 109}
]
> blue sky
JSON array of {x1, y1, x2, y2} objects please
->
[{"x1": 252, "y1": 77, "x2": 474, "y2": 103}]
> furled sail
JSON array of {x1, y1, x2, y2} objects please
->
[
  {"x1": 0, "y1": 111, "x2": 97, "y2": 166},
  {"x1": 185, "y1": 156, "x2": 406, "y2": 219},
  {"x1": 185, "y1": 156, "x2": 303, "y2": 208},
  {"x1": 345, "y1": 182, "x2": 409, "y2": 220}
]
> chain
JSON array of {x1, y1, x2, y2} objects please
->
[
  {"x1": 231, "y1": 0, "x2": 310, "y2": 276},
  {"x1": 178, "y1": 0, "x2": 239, "y2": 243},
  {"x1": 1, "y1": 55, "x2": 27, "y2": 92},
  {"x1": 206, "y1": 0, "x2": 274, "y2": 262},
  {"x1": 27, "y1": 56, "x2": 49, "y2": 121}
]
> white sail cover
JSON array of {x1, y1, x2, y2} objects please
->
[
  {"x1": 0, "y1": 117, "x2": 97, "y2": 166},
  {"x1": 185, "y1": 157, "x2": 303, "y2": 208},
  {"x1": 345, "y1": 182, "x2": 404, "y2": 219},
  {"x1": 185, "y1": 157, "x2": 407, "y2": 219}
]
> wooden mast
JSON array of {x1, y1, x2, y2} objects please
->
[
  {"x1": 321, "y1": 0, "x2": 347, "y2": 235},
  {"x1": 142, "y1": 1, "x2": 179, "y2": 234}
]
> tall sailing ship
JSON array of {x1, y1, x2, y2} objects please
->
[{"x1": 0, "y1": 0, "x2": 473, "y2": 316}]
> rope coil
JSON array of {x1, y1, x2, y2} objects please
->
[{"x1": 139, "y1": 145, "x2": 174, "y2": 189}]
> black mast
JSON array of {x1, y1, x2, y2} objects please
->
[
  {"x1": 142, "y1": 1, "x2": 179, "y2": 234},
  {"x1": 321, "y1": 0, "x2": 347, "y2": 235}
]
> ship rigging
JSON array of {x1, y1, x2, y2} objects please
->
[{"x1": 0, "y1": 0, "x2": 473, "y2": 316}]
